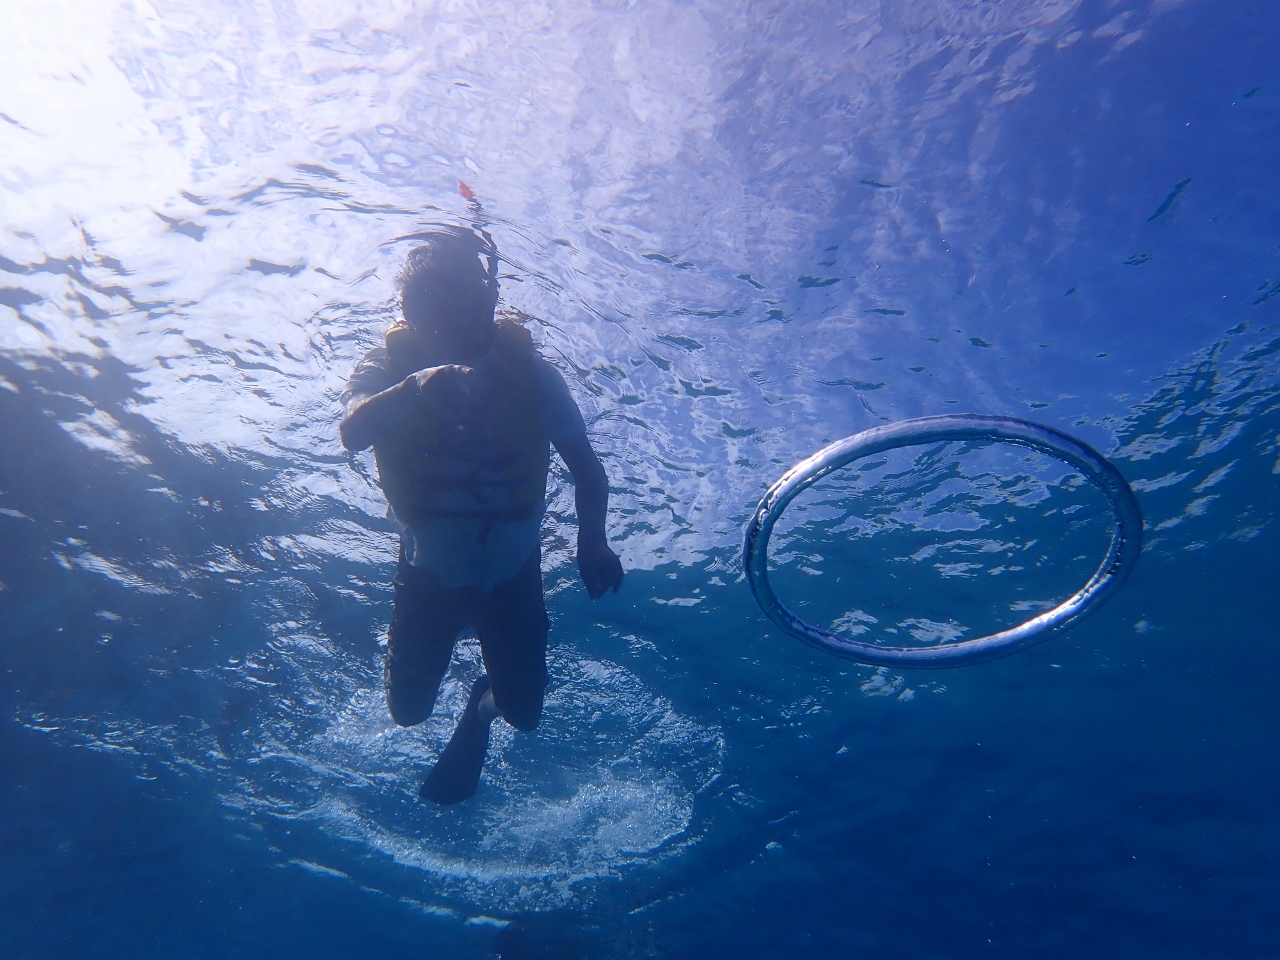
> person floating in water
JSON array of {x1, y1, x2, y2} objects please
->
[{"x1": 339, "y1": 226, "x2": 624, "y2": 804}]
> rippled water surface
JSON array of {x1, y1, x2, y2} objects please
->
[{"x1": 2, "y1": 1, "x2": 1278, "y2": 957}]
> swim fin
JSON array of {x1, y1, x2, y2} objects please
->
[{"x1": 420, "y1": 674, "x2": 493, "y2": 805}]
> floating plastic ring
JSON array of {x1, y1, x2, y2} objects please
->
[{"x1": 742, "y1": 415, "x2": 1143, "y2": 667}]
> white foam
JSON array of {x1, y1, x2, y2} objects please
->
[{"x1": 219, "y1": 650, "x2": 722, "y2": 912}]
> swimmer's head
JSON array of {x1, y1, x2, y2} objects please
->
[{"x1": 398, "y1": 227, "x2": 499, "y2": 361}]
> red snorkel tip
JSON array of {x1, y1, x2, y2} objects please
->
[{"x1": 457, "y1": 180, "x2": 475, "y2": 201}]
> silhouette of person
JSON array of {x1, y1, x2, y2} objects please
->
[{"x1": 340, "y1": 227, "x2": 623, "y2": 803}]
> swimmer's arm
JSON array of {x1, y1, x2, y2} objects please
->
[
  {"x1": 339, "y1": 365, "x2": 472, "y2": 452},
  {"x1": 554, "y1": 433, "x2": 624, "y2": 597},
  {"x1": 339, "y1": 379, "x2": 417, "y2": 452}
]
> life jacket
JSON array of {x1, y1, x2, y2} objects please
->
[{"x1": 374, "y1": 312, "x2": 551, "y2": 528}]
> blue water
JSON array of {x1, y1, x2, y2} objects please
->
[{"x1": 2, "y1": 1, "x2": 1278, "y2": 956}]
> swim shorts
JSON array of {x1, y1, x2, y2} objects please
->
[{"x1": 384, "y1": 546, "x2": 548, "y2": 731}]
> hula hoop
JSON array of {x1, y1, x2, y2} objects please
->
[{"x1": 742, "y1": 415, "x2": 1143, "y2": 667}]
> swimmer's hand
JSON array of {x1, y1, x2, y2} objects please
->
[
  {"x1": 578, "y1": 536, "x2": 623, "y2": 599},
  {"x1": 408, "y1": 364, "x2": 475, "y2": 440},
  {"x1": 407, "y1": 364, "x2": 474, "y2": 404},
  {"x1": 341, "y1": 364, "x2": 474, "y2": 452}
]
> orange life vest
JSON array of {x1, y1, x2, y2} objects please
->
[{"x1": 374, "y1": 314, "x2": 551, "y2": 528}]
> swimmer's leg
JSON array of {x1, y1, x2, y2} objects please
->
[
  {"x1": 420, "y1": 673, "x2": 495, "y2": 805},
  {"x1": 474, "y1": 548, "x2": 548, "y2": 731},
  {"x1": 386, "y1": 555, "x2": 466, "y2": 727},
  {"x1": 418, "y1": 551, "x2": 546, "y2": 805}
]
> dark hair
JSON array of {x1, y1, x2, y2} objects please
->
[{"x1": 397, "y1": 226, "x2": 499, "y2": 306}]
